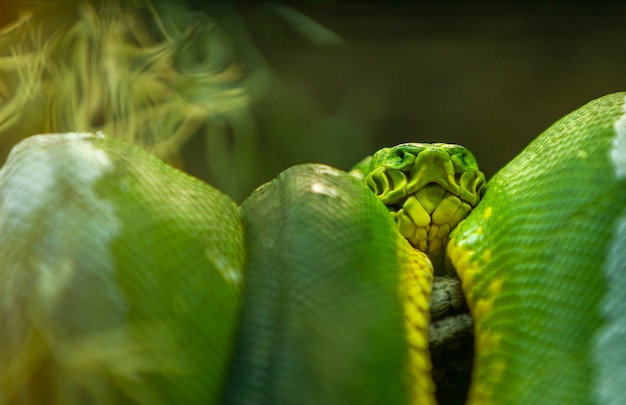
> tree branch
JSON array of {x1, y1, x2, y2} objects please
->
[{"x1": 429, "y1": 276, "x2": 473, "y2": 404}]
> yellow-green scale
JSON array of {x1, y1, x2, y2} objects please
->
[{"x1": 449, "y1": 93, "x2": 626, "y2": 404}]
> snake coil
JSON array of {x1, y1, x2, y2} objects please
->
[{"x1": 1, "y1": 93, "x2": 626, "y2": 405}]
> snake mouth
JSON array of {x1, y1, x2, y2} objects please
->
[{"x1": 358, "y1": 143, "x2": 486, "y2": 262}]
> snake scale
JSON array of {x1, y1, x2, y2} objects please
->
[{"x1": 1, "y1": 92, "x2": 625, "y2": 404}]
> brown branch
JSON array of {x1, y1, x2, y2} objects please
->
[{"x1": 429, "y1": 276, "x2": 474, "y2": 404}]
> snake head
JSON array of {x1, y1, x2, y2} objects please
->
[{"x1": 355, "y1": 143, "x2": 486, "y2": 268}]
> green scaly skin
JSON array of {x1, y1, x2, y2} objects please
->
[
  {"x1": 1, "y1": 92, "x2": 626, "y2": 404},
  {"x1": 223, "y1": 164, "x2": 410, "y2": 404},
  {"x1": 447, "y1": 92, "x2": 626, "y2": 405},
  {"x1": 0, "y1": 134, "x2": 243, "y2": 404},
  {"x1": 0, "y1": 135, "x2": 480, "y2": 404}
]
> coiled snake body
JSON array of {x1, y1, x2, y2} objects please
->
[{"x1": 1, "y1": 93, "x2": 625, "y2": 404}]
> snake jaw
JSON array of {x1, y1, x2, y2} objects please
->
[{"x1": 357, "y1": 143, "x2": 486, "y2": 269}]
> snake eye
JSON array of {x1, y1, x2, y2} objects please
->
[
  {"x1": 387, "y1": 147, "x2": 417, "y2": 170},
  {"x1": 450, "y1": 148, "x2": 478, "y2": 172}
]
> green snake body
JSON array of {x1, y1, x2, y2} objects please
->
[
  {"x1": 0, "y1": 134, "x2": 243, "y2": 403},
  {"x1": 223, "y1": 165, "x2": 409, "y2": 404},
  {"x1": 448, "y1": 92, "x2": 626, "y2": 404},
  {"x1": 1, "y1": 93, "x2": 626, "y2": 404}
]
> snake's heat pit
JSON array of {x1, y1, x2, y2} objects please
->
[{"x1": 359, "y1": 143, "x2": 486, "y2": 270}]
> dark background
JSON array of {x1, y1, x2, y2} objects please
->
[{"x1": 183, "y1": 0, "x2": 626, "y2": 201}]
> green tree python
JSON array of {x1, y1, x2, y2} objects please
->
[{"x1": 1, "y1": 92, "x2": 625, "y2": 404}]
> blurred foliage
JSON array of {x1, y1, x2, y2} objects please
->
[
  {"x1": 2, "y1": 1, "x2": 626, "y2": 202},
  {"x1": 0, "y1": 0, "x2": 254, "y2": 199}
]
